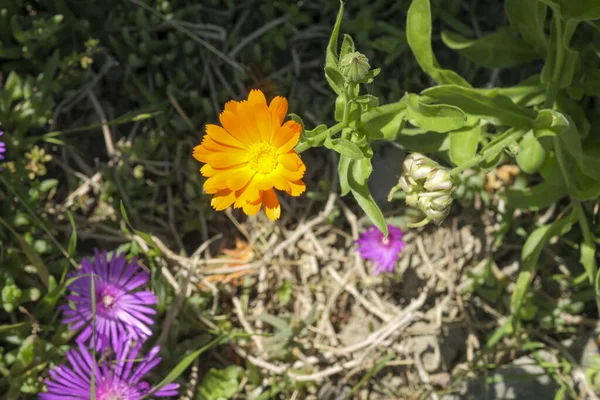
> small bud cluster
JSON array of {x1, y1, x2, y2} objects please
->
[{"x1": 396, "y1": 153, "x2": 455, "y2": 224}]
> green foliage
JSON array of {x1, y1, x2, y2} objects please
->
[{"x1": 196, "y1": 366, "x2": 244, "y2": 400}]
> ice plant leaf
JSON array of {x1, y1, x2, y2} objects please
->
[{"x1": 66, "y1": 210, "x2": 77, "y2": 257}]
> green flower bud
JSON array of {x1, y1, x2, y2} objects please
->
[
  {"x1": 393, "y1": 153, "x2": 456, "y2": 225},
  {"x1": 339, "y1": 51, "x2": 370, "y2": 83}
]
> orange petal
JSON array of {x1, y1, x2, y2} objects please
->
[
  {"x1": 236, "y1": 102, "x2": 262, "y2": 144},
  {"x1": 226, "y1": 168, "x2": 255, "y2": 191},
  {"x1": 200, "y1": 164, "x2": 216, "y2": 177},
  {"x1": 224, "y1": 100, "x2": 239, "y2": 113},
  {"x1": 207, "y1": 152, "x2": 249, "y2": 169},
  {"x1": 204, "y1": 174, "x2": 229, "y2": 193},
  {"x1": 278, "y1": 153, "x2": 304, "y2": 171},
  {"x1": 235, "y1": 178, "x2": 261, "y2": 206},
  {"x1": 206, "y1": 124, "x2": 246, "y2": 149},
  {"x1": 248, "y1": 89, "x2": 267, "y2": 107},
  {"x1": 272, "y1": 120, "x2": 302, "y2": 150},
  {"x1": 271, "y1": 173, "x2": 291, "y2": 192},
  {"x1": 242, "y1": 193, "x2": 263, "y2": 215},
  {"x1": 263, "y1": 189, "x2": 281, "y2": 221},
  {"x1": 220, "y1": 110, "x2": 254, "y2": 147},
  {"x1": 287, "y1": 179, "x2": 306, "y2": 196},
  {"x1": 268, "y1": 96, "x2": 288, "y2": 130},
  {"x1": 253, "y1": 174, "x2": 274, "y2": 191},
  {"x1": 210, "y1": 190, "x2": 236, "y2": 211},
  {"x1": 275, "y1": 129, "x2": 300, "y2": 154}
]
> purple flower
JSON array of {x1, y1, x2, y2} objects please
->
[
  {"x1": 40, "y1": 341, "x2": 179, "y2": 399},
  {"x1": 356, "y1": 224, "x2": 406, "y2": 275},
  {"x1": 61, "y1": 249, "x2": 157, "y2": 351},
  {"x1": 0, "y1": 131, "x2": 6, "y2": 170}
]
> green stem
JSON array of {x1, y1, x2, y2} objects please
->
[
  {"x1": 295, "y1": 122, "x2": 345, "y2": 154},
  {"x1": 449, "y1": 128, "x2": 524, "y2": 177}
]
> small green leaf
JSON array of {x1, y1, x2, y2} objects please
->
[
  {"x1": 449, "y1": 122, "x2": 481, "y2": 166},
  {"x1": 325, "y1": 137, "x2": 364, "y2": 160},
  {"x1": 325, "y1": 0, "x2": 345, "y2": 93},
  {"x1": 441, "y1": 28, "x2": 539, "y2": 68},
  {"x1": 120, "y1": 200, "x2": 131, "y2": 225},
  {"x1": 325, "y1": 65, "x2": 345, "y2": 96},
  {"x1": 338, "y1": 155, "x2": 351, "y2": 196},
  {"x1": 351, "y1": 157, "x2": 373, "y2": 186},
  {"x1": 340, "y1": 34, "x2": 356, "y2": 59},
  {"x1": 406, "y1": 0, "x2": 470, "y2": 87},
  {"x1": 359, "y1": 100, "x2": 407, "y2": 141},
  {"x1": 39, "y1": 179, "x2": 59, "y2": 193},
  {"x1": 422, "y1": 85, "x2": 536, "y2": 127},
  {"x1": 405, "y1": 93, "x2": 466, "y2": 133},
  {"x1": 66, "y1": 210, "x2": 77, "y2": 257},
  {"x1": 516, "y1": 130, "x2": 547, "y2": 174}
]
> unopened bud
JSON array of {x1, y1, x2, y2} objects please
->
[
  {"x1": 339, "y1": 51, "x2": 370, "y2": 83},
  {"x1": 391, "y1": 153, "x2": 456, "y2": 226}
]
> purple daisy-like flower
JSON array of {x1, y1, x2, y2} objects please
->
[
  {"x1": 61, "y1": 249, "x2": 157, "y2": 351},
  {"x1": 40, "y1": 341, "x2": 179, "y2": 399},
  {"x1": 355, "y1": 224, "x2": 406, "y2": 275}
]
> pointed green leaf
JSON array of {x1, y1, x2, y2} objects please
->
[
  {"x1": 422, "y1": 85, "x2": 536, "y2": 127},
  {"x1": 325, "y1": 138, "x2": 364, "y2": 160},
  {"x1": 405, "y1": 93, "x2": 466, "y2": 133},
  {"x1": 441, "y1": 28, "x2": 539, "y2": 68},
  {"x1": 506, "y1": 0, "x2": 548, "y2": 56},
  {"x1": 406, "y1": 0, "x2": 470, "y2": 87}
]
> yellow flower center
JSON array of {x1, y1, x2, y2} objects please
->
[{"x1": 248, "y1": 143, "x2": 278, "y2": 174}]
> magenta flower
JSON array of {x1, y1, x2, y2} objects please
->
[
  {"x1": 61, "y1": 249, "x2": 157, "y2": 351},
  {"x1": 40, "y1": 341, "x2": 179, "y2": 399},
  {"x1": 356, "y1": 224, "x2": 406, "y2": 275},
  {"x1": 0, "y1": 131, "x2": 5, "y2": 170}
]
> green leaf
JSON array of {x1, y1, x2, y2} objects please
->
[
  {"x1": 441, "y1": 28, "x2": 539, "y2": 68},
  {"x1": 120, "y1": 200, "x2": 131, "y2": 226},
  {"x1": 406, "y1": 0, "x2": 470, "y2": 87},
  {"x1": 422, "y1": 85, "x2": 536, "y2": 127},
  {"x1": 325, "y1": 0, "x2": 345, "y2": 93},
  {"x1": 516, "y1": 130, "x2": 547, "y2": 174},
  {"x1": 359, "y1": 100, "x2": 407, "y2": 141},
  {"x1": 405, "y1": 93, "x2": 466, "y2": 133},
  {"x1": 338, "y1": 155, "x2": 351, "y2": 196},
  {"x1": 151, "y1": 335, "x2": 230, "y2": 395},
  {"x1": 396, "y1": 130, "x2": 449, "y2": 153},
  {"x1": 197, "y1": 366, "x2": 244, "y2": 400},
  {"x1": 258, "y1": 314, "x2": 291, "y2": 333},
  {"x1": 39, "y1": 50, "x2": 61, "y2": 93},
  {"x1": 340, "y1": 34, "x2": 356, "y2": 59},
  {"x1": 512, "y1": 210, "x2": 576, "y2": 316},
  {"x1": 541, "y1": 16, "x2": 579, "y2": 88},
  {"x1": 503, "y1": 181, "x2": 567, "y2": 210},
  {"x1": 555, "y1": 0, "x2": 600, "y2": 20},
  {"x1": 351, "y1": 157, "x2": 373, "y2": 186},
  {"x1": 325, "y1": 65, "x2": 345, "y2": 96},
  {"x1": 65, "y1": 210, "x2": 77, "y2": 258},
  {"x1": 39, "y1": 179, "x2": 59, "y2": 193},
  {"x1": 347, "y1": 164, "x2": 387, "y2": 236},
  {"x1": 325, "y1": 137, "x2": 364, "y2": 160},
  {"x1": 449, "y1": 122, "x2": 480, "y2": 166},
  {"x1": 505, "y1": 0, "x2": 548, "y2": 56}
]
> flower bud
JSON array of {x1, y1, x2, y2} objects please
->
[
  {"x1": 393, "y1": 153, "x2": 456, "y2": 225},
  {"x1": 339, "y1": 51, "x2": 370, "y2": 83}
]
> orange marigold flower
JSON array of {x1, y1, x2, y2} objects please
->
[{"x1": 193, "y1": 89, "x2": 306, "y2": 221}]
